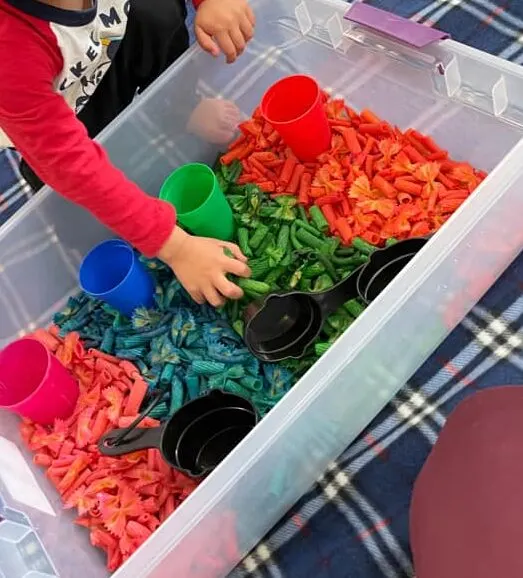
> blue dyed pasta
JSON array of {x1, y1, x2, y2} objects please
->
[
  {"x1": 191, "y1": 360, "x2": 226, "y2": 376},
  {"x1": 185, "y1": 375, "x2": 200, "y2": 401},
  {"x1": 239, "y1": 376, "x2": 263, "y2": 392},
  {"x1": 149, "y1": 402, "x2": 169, "y2": 419},
  {"x1": 100, "y1": 328, "x2": 115, "y2": 353},
  {"x1": 160, "y1": 363, "x2": 175, "y2": 386},
  {"x1": 52, "y1": 256, "x2": 296, "y2": 419},
  {"x1": 114, "y1": 347, "x2": 148, "y2": 361},
  {"x1": 170, "y1": 376, "x2": 185, "y2": 415}
]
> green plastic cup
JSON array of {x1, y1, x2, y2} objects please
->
[{"x1": 160, "y1": 163, "x2": 235, "y2": 241}]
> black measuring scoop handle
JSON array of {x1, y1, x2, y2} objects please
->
[
  {"x1": 98, "y1": 426, "x2": 164, "y2": 457},
  {"x1": 311, "y1": 266, "x2": 363, "y2": 318},
  {"x1": 310, "y1": 236, "x2": 429, "y2": 317}
]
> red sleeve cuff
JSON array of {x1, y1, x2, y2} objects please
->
[
  {"x1": 134, "y1": 199, "x2": 177, "y2": 258},
  {"x1": 192, "y1": 0, "x2": 204, "y2": 7}
]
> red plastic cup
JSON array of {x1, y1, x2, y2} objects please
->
[
  {"x1": 261, "y1": 75, "x2": 331, "y2": 162},
  {"x1": 0, "y1": 338, "x2": 79, "y2": 425}
]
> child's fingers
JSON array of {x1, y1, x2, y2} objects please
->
[
  {"x1": 230, "y1": 27, "x2": 246, "y2": 55},
  {"x1": 240, "y1": 16, "x2": 254, "y2": 41},
  {"x1": 223, "y1": 100, "x2": 241, "y2": 115},
  {"x1": 215, "y1": 277, "x2": 244, "y2": 301},
  {"x1": 246, "y1": 5, "x2": 256, "y2": 26},
  {"x1": 224, "y1": 103, "x2": 241, "y2": 125},
  {"x1": 216, "y1": 31, "x2": 238, "y2": 63},
  {"x1": 189, "y1": 288, "x2": 205, "y2": 305},
  {"x1": 222, "y1": 241, "x2": 248, "y2": 262},
  {"x1": 219, "y1": 111, "x2": 237, "y2": 130},
  {"x1": 224, "y1": 257, "x2": 251, "y2": 279},
  {"x1": 195, "y1": 25, "x2": 220, "y2": 57},
  {"x1": 220, "y1": 117, "x2": 234, "y2": 131},
  {"x1": 203, "y1": 285, "x2": 225, "y2": 308}
]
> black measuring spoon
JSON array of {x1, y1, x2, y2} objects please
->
[
  {"x1": 99, "y1": 390, "x2": 258, "y2": 478},
  {"x1": 356, "y1": 236, "x2": 427, "y2": 303},
  {"x1": 244, "y1": 236, "x2": 428, "y2": 362},
  {"x1": 176, "y1": 407, "x2": 256, "y2": 475}
]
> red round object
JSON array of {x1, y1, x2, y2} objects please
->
[
  {"x1": 411, "y1": 386, "x2": 523, "y2": 578},
  {"x1": 261, "y1": 75, "x2": 331, "y2": 162}
]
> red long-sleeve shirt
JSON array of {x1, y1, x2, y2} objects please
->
[{"x1": 0, "y1": 0, "x2": 203, "y2": 257}]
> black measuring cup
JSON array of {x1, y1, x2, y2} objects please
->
[
  {"x1": 244, "y1": 236, "x2": 428, "y2": 362},
  {"x1": 356, "y1": 237, "x2": 427, "y2": 303},
  {"x1": 99, "y1": 390, "x2": 258, "y2": 478}
]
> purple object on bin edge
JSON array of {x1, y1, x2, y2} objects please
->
[{"x1": 344, "y1": 3, "x2": 449, "y2": 48}]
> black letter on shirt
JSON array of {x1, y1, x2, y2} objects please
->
[
  {"x1": 90, "y1": 30, "x2": 100, "y2": 46},
  {"x1": 86, "y1": 45, "x2": 98, "y2": 61},
  {"x1": 99, "y1": 7, "x2": 121, "y2": 27},
  {"x1": 123, "y1": 0, "x2": 130, "y2": 16},
  {"x1": 70, "y1": 61, "x2": 88, "y2": 78},
  {"x1": 59, "y1": 78, "x2": 75, "y2": 91}
]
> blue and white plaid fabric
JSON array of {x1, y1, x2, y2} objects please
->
[
  {"x1": 373, "y1": 0, "x2": 523, "y2": 63},
  {"x1": 226, "y1": 2, "x2": 523, "y2": 577},
  {"x1": 230, "y1": 256, "x2": 523, "y2": 578},
  {"x1": 0, "y1": 149, "x2": 32, "y2": 226}
]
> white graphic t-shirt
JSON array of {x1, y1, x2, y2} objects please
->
[
  {"x1": 0, "y1": 0, "x2": 129, "y2": 147},
  {"x1": 0, "y1": 0, "x2": 200, "y2": 258}
]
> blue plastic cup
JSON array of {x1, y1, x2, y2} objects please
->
[{"x1": 79, "y1": 239, "x2": 155, "y2": 317}]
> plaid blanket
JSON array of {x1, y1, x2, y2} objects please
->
[
  {"x1": 227, "y1": 1, "x2": 523, "y2": 578},
  {"x1": 373, "y1": 0, "x2": 523, "y2": 63},
  {"x1": 0, "y1": 149, "x2": 32, "y2": 225},
  {"x1": 231, "y1": 257, "x2": 523, "y2": 578}
]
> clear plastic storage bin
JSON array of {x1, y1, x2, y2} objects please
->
[{"x1": 1, "y1": 0, "x2": 523, "y2": 576}]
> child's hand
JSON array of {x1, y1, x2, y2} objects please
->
[
  {"x1": 195, "y1": 0, "x2": 255, "y2": 64},
  {"x1": 158, "y1": 227, "x2": 251, "y2": 307},
  {"x1": 187, "y1": 98, "x2": 241, "y2": 144}
]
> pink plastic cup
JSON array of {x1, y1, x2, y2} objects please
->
[
  {"x1": 0, "y1": 338, "x2": 79, "y2": 425},
  {"x1": 260, "y1": 75, "x2": 331, "y2": 162}
]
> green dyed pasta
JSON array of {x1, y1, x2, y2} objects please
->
[
  {"x1": 249, "y1": 224, "x2": 269, "y2": 250},
  {"x1": 344, "y1": 298, "x2": 366, "y2": 318},
  {"x1": 309, "y1": 205, "x2": 329, "y2": 233},
  {"x1": 352, "y1": 236, "x2": 377, "y2": 255}
]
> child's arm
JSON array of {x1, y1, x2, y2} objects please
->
[
  {"x1": 0, "y1": 41, "x2": 250, "y2": 306},
  {"x1": 0, "y1": 50, "x2": 172, "y2": 258}
]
